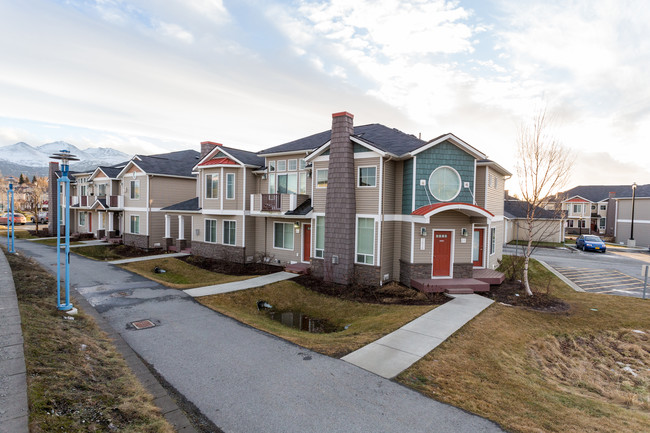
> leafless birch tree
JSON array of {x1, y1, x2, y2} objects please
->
[{"x1": 516, "y1": 109, "x2": 572, "y2": 296}]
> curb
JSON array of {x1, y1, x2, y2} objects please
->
[{"x1": 0, "y1": 248, "x2": 29, "y2": 433}]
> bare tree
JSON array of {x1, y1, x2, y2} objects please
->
[
  {"x1": 516, "y1": 109, "x2": 572, "y2": 296},
  {"x1": 25, "y1": 177, "x2": 49, "y2": 233}
]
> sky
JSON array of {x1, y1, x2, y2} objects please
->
[{"x1": 1, "y1": 0, "x2": 649, "y2": 193}]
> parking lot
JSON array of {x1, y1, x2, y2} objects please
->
[{"x1": 552, "y1": 266, "x2": 648, "y2": 297}]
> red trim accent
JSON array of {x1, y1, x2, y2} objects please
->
[
  {"x1": 565, "y1": 198, "x2": 589, "y2": 203},
  {"x1": 332, "y1": 111, "x2": 354, "y2": 119},
  {"x1": 412, "y1": 202, "x2": 494, "y2": 217},
  {"x1": 198, "y1": 157, "x2": 237, "y2": 166},
  {"x1": 200, "y1": 141, "x2": 222, "y2": 146}
]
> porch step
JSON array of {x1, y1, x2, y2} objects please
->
[
  {"x1": 284, "y1": 263, "x2": 310, "y2": 275},
  {"x1": 411, "y1": 278, "x2": 489, "y2": 293},
  {"x1": 473, "y1": 268, "x2": 505, "y2": 285},
  {"x1": 445, "y1": 288, "x2": 475, "y2": 295}
]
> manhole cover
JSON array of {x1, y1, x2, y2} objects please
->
[{"x1": 131, "y1": 319, "x2": 156, "y2": 330}]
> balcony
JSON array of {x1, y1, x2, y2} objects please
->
[{"x1": 251, "y1": 193, "x2": 310, "y2": 214}]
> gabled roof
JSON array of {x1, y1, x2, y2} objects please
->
[
  {"x1": 557, "y1": 184, "x2": 650, "y2": 203},
  {"x1": 564, "y1": 196, "x2": 591, "y2": 203},
  {"x1": 161, "y1": 197, "x2": 201, "y2": 212},
  {"x1": 504, "y1": 200, "x2": 560, "y2": 220},
  {"x1": 89, "y1": 165, "x2": 123, "y2": 181},
  {"x1": 477, "y1": 159, "x2": 512, "y2": 176},
  {"x1": 194, "y1": 145, "x2": 264, "y2": 170},
  {"x1": 118, "y1": 149, "x2": 200, "y2": 178},
  {"x1": 260, "y1": 124, "x2": 427, "y2": 157}
]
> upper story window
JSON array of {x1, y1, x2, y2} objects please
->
[
  {"x1": 226, "y1": 173, "x2": 235, "y2": 200},
  {"x1": 288, "y1": 159, "x2": 297, "y2": 171},
  {"x1": 591, "y1": 204, "x2": 596, "y2": 211},
  {"x1": 130, "y1": 180, "x2": 140, "y2": 200},
  {"x1": 600, "y1": 204, "x2": 606, "y2": 211},
  {"x1": 277, "y1": 160, "x2": 287, "y2": 172},
  {"x1": 277, "y1": 173, "x2": 297, "y2": 194},
  {"x1": 206, "y1": 174, "x2": 219, "y2": 199},
  {"x1": 80, "y1": 185, "x2": 87, "y2": 196},
  {"x1": 269, "y1": 161, "x2": 276, "y2": 172},
  {"x1": 316, "y1": 169, "x2": 328, "y2": 188},
  {"x1": 428, "y1": 166, "x2": 461, "y2": 202},
  {"x1": 299, "y1": 172, "x2": 307, "y2": 194},
  {"x1": 299, "y1": 159, "x2": 306, "y2": 170},
  {"x1": 97, "y1": 184, "x2": 107, "y2": 196},
  {"x1": 358, "y1": 166, "x2": 377, "y2": 187},
  {"x1": 572, "y1": 204, "x2": 582, "y2": 213}
]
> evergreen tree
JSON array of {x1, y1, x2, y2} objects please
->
[
  {"x1": 18, "y1": 173, "x2": 26, "y2": 184},
  {"x1": 31, "y1": 175, "x2": 37, "y2": 183}
]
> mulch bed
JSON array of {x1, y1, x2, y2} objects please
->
[
  {"x1": 484, "y1": 280, "x2": 570, "y2": 313},
  {"x1": 179, "y1": 255, "x2": 279, "y2": 276}
]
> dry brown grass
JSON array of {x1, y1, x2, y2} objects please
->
[
  {"x1": 398, "y1": 258, "x2": 650, "y2": 433},
  {"x1": 5, "y1": 248, "x2": 174, "y2": 433},
  {"x1": 119, "y1": 257, "x2": 253, "y2": 289},
  {"x1": 198, "y1": 279, "x2": 435, "y2": 357}
]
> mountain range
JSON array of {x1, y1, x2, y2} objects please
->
[{"x1": 0, "y1": 141, "x2": 131, "y2": 177}]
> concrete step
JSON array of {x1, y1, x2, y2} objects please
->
[{"x1": 445, "y1": 288, "x2": 474, "y2": 295}]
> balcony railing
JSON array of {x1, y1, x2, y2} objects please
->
[
  {"x1": 251, "y1": 193, "x2": 309, "y2": 213},
  {"x1": 262, "y1": 194, "x2": 281, "y2": 211}
]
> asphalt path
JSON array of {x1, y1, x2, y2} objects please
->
[
  {"x1": 15, "y1": 239, "x2": 504, "y2": 433},
  {"x1": 505, "y1": 245, "x2": 650, "y2": 298}
]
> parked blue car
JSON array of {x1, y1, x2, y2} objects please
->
[{"x1": 576, "y1": 235, "x2": 607, "y2": 253}]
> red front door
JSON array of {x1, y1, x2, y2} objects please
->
[
  {"x1": 303, "y1": 224, "x2": 311, "y2": 262},
  {"x1": 473, "y1": 228, "x2": 484, "y2": 267},
  {"x1": 432, "y1": 231, "x2": 452, "y2": 277}
]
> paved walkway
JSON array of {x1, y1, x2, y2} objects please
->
[
  {"x1": 183, "y1": 271, "x2": 298, "y2": 297},
  {"x1": 14, "y1": 239, "x2": 505, "y2": 433},
  {"x1": 343, "y1": 294, "x2": 494, "y2": 378},
  {"x1": 0, "y1": 249, "x2": 29, "y2": 432},
  {"x1": 107, "y1": 252, "x2": 190, "y2": 264}
]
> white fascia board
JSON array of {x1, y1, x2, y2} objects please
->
[
  {"x1": 476, "y1": 160, "x2": 512, "y2": 176},
  {"x1": 193, "y1": 147, "x2": 246, "y2": 171},
  {"x1": 409, "y1": 133, "x2": 487, "y2": 160},
  {"x1": 116, "y1": 160, "x2": 145, "y2": 179},
  {"x1": 304, "y1": 142, "x2": 331, "y2": 163},
  {"x1": 562, "y1": 195, "x2": 591, "y2": 203},
  {"x1": 349, "y1": 136, "x2": 392, "y2": 158},
  {"x1": 260, "y1": 149, "x2": 313, "y2": 158}
]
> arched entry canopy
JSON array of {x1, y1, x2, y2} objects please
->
[{"x1": 412, "y1": 202, "x2": 494, "y2": 223}]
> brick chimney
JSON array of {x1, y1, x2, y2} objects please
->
[
  {"x1": 323, "y1": 111, "x2": 356, "y2": 285},
  {"x1": 608, "y1": 191, "x2": 616, "y2": 198},
  {"x1": 48, "y1": 162, "x2": 58, "y2": 235},
  {"x1": 200, "y1": 141, "x2": 221, "y2": 159}
]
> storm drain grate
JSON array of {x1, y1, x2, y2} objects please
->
[{"x1": 131, "y1": 319, "x2": 156, "y2": 330}]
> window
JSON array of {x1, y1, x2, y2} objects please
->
[
  {"x1": 205, "y1": 219, "x2": 217, "y2": 243},
  {"x1": 579, "y1": 220, "x2": 586, "y2": 228},
  {"x1": 223, "y1": 220, "x2": 236, "y2": 245},
  {"x1": 269, "y1": 173, "x2": 276, "y2": 193},
  {"x1": 274, "y1": 222, "x2": 294, "y2": 250},
  {"x1": 316, "y1": 169, "x2": 328, "y2": 188},
  {"x1": 79, "y1": 212, "x2": 86, "y2": 226},
  {"x1": 567, "y1": 220, "x2": 574, "y2": 228},
  {"x1": 299, "y1": 172, "x2": 307, "y2": 194},
  {"x1": 315, "y1": 216, "x2": 325, "y2": 258},
  {"x1": 428, "y1": 166, "x2": 461, "y2": 202},
  {"x1": 599, "y1": 217, "x2": 606, "y2": 229},
  {"x1": 356, "y1": 217, "x2": 374, "y2": 265},
  {"x1": 269, "y1": 161, "x2": 276, "y2": 172},
  {"x1": 130, "y1": 215, "x2": 140, "y2": 234},
  {"x1": 358, "y1": 166, "x2": 377, "y2": 187},
  {"x1": 277, "y1": 160, "x2": 286, "y2": 172},
  {"x1": 490, "y1": 227, "x2": 496, "y2": 255},
  {"x1": 600, "y1": 204, "x2": 606, "y2": 211},
  {"x1": 80, "y1": 185, "x2": 87, "y2": 196},
  {"x1": 277, "y1": 173, "x2": 297, "y2": 194},
  {"x1": 572, "y1": 204, "x2": 582, "y2": 213},
  {"x1": 226, "y1": 173, "x2": 235, "y2": 199},
  {"x1": 299, "y1": 159, "x2": 306, "y2": 170},
  {"x1": 97, "y1": 184, "x2": 106, "y2": 196},
  {"x1": 288, "y1": 159, "x2": 297, "y2": 171},
  {"x1": 206, "y1": 174, "x2": 219, "y2": 199},
  {"x1": 130, "y1": 180, "x2": 140, "y2": 199}
]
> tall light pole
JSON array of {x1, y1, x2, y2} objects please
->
[
  {"x1": 630, "y1": 182, "x2": 637, "y2": 245},
  {"x1": 50, "y1": 150, "x2": 79, "y2": 312},
  {"x1": 6, "y1": 176, "x2": 16, "y2": 253}
]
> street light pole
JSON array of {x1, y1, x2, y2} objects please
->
[
  {"x1": 630, "y1": 182, "x2": 637, "y2": 242},
  {"x1": 50, "y1": 150, "x2": 79, "y2": 312},
  {"x1": 6, "y1": 177, "x2": 16, "y2": 254}
]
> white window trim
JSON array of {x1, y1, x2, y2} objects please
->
[
  {"x1": 428, "y1": 165, "x2": 462, "y2": 202},
  {"x1": 205, "y1": 173, "x2": 219, "y2": 200},
  {"x1": 268, "y1": 160, "x2": 276, "y2": 172},
  {"x1": 130, "y1": 180, "x2": 140, "y2": 200},
  {"x1": 130, "y1": 215, "x2": 140, "y2": 234},
  {"x1": 314, "y1": 216, "x2": 324, "y2": 258},
  {"x1": 79, "y1": 212, "x2": 86, "y2": 226},
  {"x1": 273, "y1": 222, "x2": 294, "y2": 250},
  {"x1": 223, "y1": 220, "x2": 236, "y2": 245},
  {"x1": 277, "y1": 160, "x2": 287, "y2": 172},
  {"x1": 288, "y1": 159, "x2": 298, "y2": 171},
  {"x1": 490, "y1": 227, "x2": 496, "y2": 255},
  {"x1": 225, "y1": 173, "x2": 236, "y2": 200},
  {"x1": 299, "y1": 172, "x2": 308, "y2": 195},
  {"x1": 354, "y1": 216, "x2": 375, "y2": 266},
  {"x1": 316, "y1": 169, "x2": 328, "y2": 188},
  {"x1": 204, "y1": 218, "x2": 217, "y2": 243},
  {"x1": 357, "y1": 165, "x2": 377, "y2": 188}
]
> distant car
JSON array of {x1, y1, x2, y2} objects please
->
[
  {"x1": 0, "y1": 212, "x2": 27, "y2": 225},
  {"x1": 576, "y1": 234, "x2": 606, "y2": 253},
  {"x1": 30, "y1": 211, "x2": 48, "y2": 224}
]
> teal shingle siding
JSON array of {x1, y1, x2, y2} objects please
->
[
  {"x1": 402, "y1": 159, "x2": 413, "y2": 214},
  {"x1": 353, "y1": 143, "x2": 370, "y2": 153},
  {"x1": 413, "y1": 141, "x2": 475, "y2": 210}
]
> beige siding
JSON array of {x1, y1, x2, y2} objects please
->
[
  {"x1": 266, "y1": 218, "x2": 302, "y2": 264},
  {"x1": 245, "y1": 169, "x2": 257, "y2": 211},
  {"x1": 222, "y1": 168, "x2": 242, "y2": 211},
  {"x1": 485, "y1": 167, "x2": 505, "y2": 216},
  {"x1": 400, "y1": 222, "x2": 412, "y2": 264},
  {"x1": 380, "y1": 220, "x2": 395, "y2": 282},
  {"x1": 382, "y1": 160, "x2": 396, "y2": 215},
  {"x1": 412, "y1": 211, "x2": 473, "y2": 265},
  {"x1": 149, "y1": 176, "x2": 196, "y2": 208},
  {"x1": 124, "y1": 211, "x2": 147, "y2": 235},
  {"x1": 200, "y1": 168, "x2": 221, "y2": 210},
  {"x1": 355, "y1": 157, "x2": 381, "y2": 215},
  {"x1": 487, "y1": 221, "x2": 504, "y2": 270},
  {"x1": 149, "y1": 213, "x2": 166, "y2": 247},
  {"x1": 192, "y1": 215, "x2": 244, "y2": 247},
  {"x1": 505, "y1": 218, "x2": 564, "y2": 244},
  {"x1": 475, "y1": 166, "x2": 486, "y2": 208},
  {"x1": 123, "y1": 176, "x2": 147, "y2": 208},
  {"x1": 244, "y1": 216, "x2": 256, "y2": 260},
  {"x1": 393, "y1": 162, "x2": 404, "y2": 215},
  {"x1": 312, "y1": 161, "x2": 329, "y2": 213}
]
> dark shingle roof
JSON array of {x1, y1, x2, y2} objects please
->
[
  {"x1": 133, "y1": 149, "x2": 200, "y2": 177},
  {"x1": 559, "y1": 184, "x2": 650, "y2": 202},
  {"x1": 96, "y1": 166, "x2": 122, "y2": 178},
  {"x1": 285, "y1": 198, "x2": 312, "y2": 216},
  {"x1": 258, "y1": 124, "x2": 426, "y2": 156},
  {"x1": 504, "y1": 200, "x2": 560, "y2": 219},
  {"x1": 161, "y1": 197, "x2": 200, "y2": 212},
  {"x1": 218, "y1": 146, "x2": 264, "y2": 167}
]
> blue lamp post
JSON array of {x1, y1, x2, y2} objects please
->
[
  {"x1": 50, "y1": 150, "x2": 79, "y2": 311},
  {"x1": 6, "y1": 176, "x2": 16, "y2": 253}
]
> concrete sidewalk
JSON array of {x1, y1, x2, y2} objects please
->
[
  {"x1": 0, "y1": 249, "x2": 29, "y2": 432},
  {"x1": 107, "y1": 252, "x2": 190, "y2": 264},
  {"x1": 183, "y1": 271, "x2": 298, "y2": 297},
  {"x1": 342, "y1": 294, "x2": 494, "y2": 378}
]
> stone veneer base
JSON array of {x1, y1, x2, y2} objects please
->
[{"x1": 192, "y1": 241, "x2": 245, "y2": 264}]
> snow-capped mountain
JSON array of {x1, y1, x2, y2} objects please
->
[{"x1": 0, "y1": 141, "x2": 131, "y2": 172}]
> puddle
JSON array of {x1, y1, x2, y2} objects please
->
[{"x1": 267, "y1": 310, "x2": 342, "y2": 333}]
